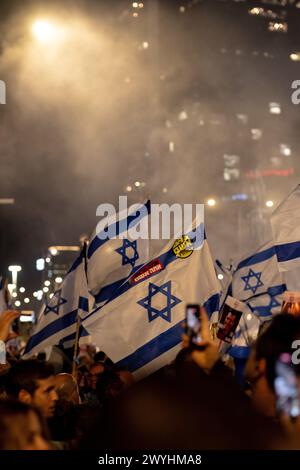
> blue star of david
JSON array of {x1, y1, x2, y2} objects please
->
[
  {"x1": 137, "y1": 280, "x2": 181, "y2": 323},
  {"x1": 241, "y1": 269, "x2": 264, "y2": 295},
  {"x1": 44, "y1": 289, "x2": 67, "y2": 315},
  {"x1": 115, "y1": 239, "x2": 139, "y2": 268}
]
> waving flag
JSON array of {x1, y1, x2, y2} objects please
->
[
  {"x1": 0, "y1": 276, "x2": 8, "y2": 315},
  {"x1": 231, "y1": 241, "x2": 286, "y2": 317},
  {"x1": 228, "y1": 241, "x2": 287, "y2": 359},
  {"x1": 23, "y1": 248, "x2": 94, "y2": 358},
  {"x1": 87, "y1": 200, "x2": 150, "y2": 306},
  {"x1": 228, "y1": 306, "x2": 262, "y2": 359},
  {"x1": 271, "y1": 185, "x2": 300, "y2": 271},
  {"x1": 83, "y1": 221, "x2": 220, "y2": 379}
]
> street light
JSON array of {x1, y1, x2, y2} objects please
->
[
  {"x1": 36, "y1": 258, "x2": 45, "y2": 271},
  {"x1": 207, "y1": 199, "x2": 216, "y2": 207},
  {"x1": 7, "y1": 284, "x2": 16, "y2": 294},
  {"x1": 0, "y1": 198, "x2": 15, "y2": 205},
  {"x1": 8, "y1": 266, "x2": 22, "y2": 289},
  {"x1": 31, "y1": 19, "x2": 63, "y2": 44},
  {"x1": 36, "y1": 291, "x2": 43, "y2": 301}
]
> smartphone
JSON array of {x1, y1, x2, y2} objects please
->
[
  {"x1": 11, "y1": 318, "x2": 19, "y2": 334},
  {"x1": 185, "y1": 304, "x2": 202, "y2": 346},
  {"x1": 274, "y1": 352, "x2": 300, "y2": 421},
  {"x1": 11, "y1": 311, "x2": 35, "y2": 334}
]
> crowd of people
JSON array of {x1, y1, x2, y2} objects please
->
[{"x1": 1, "y1": 308, "x2": 300, "y2": 450}]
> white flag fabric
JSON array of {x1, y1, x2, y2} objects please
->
[
  {"x1": 23, "y1": 249, "x2": 94, "y2": 358},
  {"x1": 228, "y1": 306, "x2": 261, "y2": 359},
  {"x1": 0, "y1": 276, "x2": 8, "y2": 315},
  {"x1": 231, "y1": 241, "x2": 286, "y2": 315},
  {"x1": 212, "y1": 260, "x2": 234, "y2": 324},
  {"x1": 228, "y1": 241, "x2": 286, "y2": 358},
  {"x1": 271, "y1": 185, "x2": 300, "y2": 271},
  {"x1": 83, "y1": 222, "x2": 220, "y2": 379},
  {"x1": 87, "y1": 200, "x2": 150, "y2": 306}
]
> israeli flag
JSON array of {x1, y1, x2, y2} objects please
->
[
  {"x1": 228, "y1": 241, "x2": 287, "y2": 358},
  {"x1": 231, "y1": 241, "x2": 286, "y2": 317},
  {"x1": 87, "y1": 200, "x2": 150, "y2": 306},
  {"x1": 23, "y1": 249, "x2": 94, "y2": 358},
  {"x1": 83, "y1": 221, "x2": 220, "y2": 379},
  {"x1": 212, "y1": 260, "x2": 234, "y2": 324},
  {"x1": 228, "y1": 306, "x2": 262, "y2": 359},
  {"x1": 0, "y1": 276, "x2": 8, "y2": 315},
  {"x1": 271, "y1": 185, "x2": 300, "y2": 271}
]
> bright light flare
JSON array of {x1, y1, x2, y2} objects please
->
[
  {"x1": 31, "y1": 19, "x2": 62, "y2": 44},
  {"x1": 207, "y1": 199, "x2": 216, "y2": 207},
  {"x1": 266, "y1": 200, "x2": 274, "y2": 208}
]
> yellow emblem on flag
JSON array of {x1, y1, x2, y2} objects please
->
[{"x1": 172, "y1": 235, "x2": 193, "y2": 259}]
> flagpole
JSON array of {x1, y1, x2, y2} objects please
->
[{"x1": 72, "y1": 314, "x2": 81, "y2": 378}]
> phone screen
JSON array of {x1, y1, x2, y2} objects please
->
[
  {"x1": 274, "y1": 353, "x2": 300, "y2": 421},
  {"x1": 185, "y1": 304, "x2": 201, "y2": 345}
]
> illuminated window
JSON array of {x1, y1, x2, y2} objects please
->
[
  {"x1": 224, "y1": 168, "x2": 240, "y2": 181},
  {"x1": 269, "y1": 102, "x2": 281, "y2": 114}
]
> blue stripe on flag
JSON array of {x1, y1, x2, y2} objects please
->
[
  {"x1": 203, "y1": 293, "x2": 220, "y2": 319},
  {"x1": 268, "y1": 284, "x2": 287, "y2": 297},
  {"x1": 115, "y1": 289, "x2": 218, "y2": 373},
  {"x1": 245, "y1": 283, "x2": 286, "y2": 303},
  {"x1": 78, "y1": 296, "x2": 89, "y2": 312},
  {"x1": 88, "y1": 200, "x2": 151, "y2": 259},
  {"x1": 84, "y1": 223, "x2": 205, "y2": 322},
  {"x1": 228, "y1": 345, "x2": 251, "y2": 359},
  {"x1": 93, "y1": 263, "x2": 144, "y2": 305},
  {"x1": 236, "y1": 246, "x2": 276, "y2": 270},
  {"x1": 81, "y1": 326, "x2": 89, "y2": 337},
  {"x1": 58, "y1": 326, "x2": 89, "y2": 348},
  {"x1": 275, "y1": 241, "x2": 300, "y2": 263},
  {"x1": 24, "y1": 310, "x2": 77, "y2": 354},
  {"x1": 116, "y1": 320, "x2": 184, "y2": 372},
  {"x1": 59, "y1": 331, "x2": 76, "y2": 346},
  {"x1": 67, "y1": 250, "x2": 84, "y2": 275}
]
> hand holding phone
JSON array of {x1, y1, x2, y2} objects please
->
[
  {"x1": 0, "y1": 310, "x2": 20, "y2": 342},
  {"x1": 185, "y1": 304, "x2": 202, "y2": 347},
  {"x1": 184, "y1": 306, "x2": 220, "y2": 372},
  {"x1": 274, "y1": 353, "x2": 300, "y2": 422}
]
